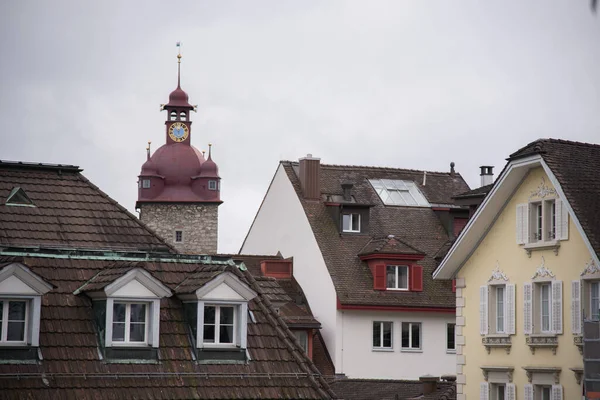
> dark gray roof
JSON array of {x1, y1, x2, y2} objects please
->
[{"x1": 329, "y1": 378, "x2": 456, "y2": 400}]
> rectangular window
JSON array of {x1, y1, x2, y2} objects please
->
[
  {"x1": 540, "y1": 283, "x2": 551, "y2": 332},
  {"x1": 537, "y1": 385, "x2": 551, "y2": 400},
  {"x1": 175, "y1": 230, "x2": 183, "y2": 243},
  {"x1": 446, "y1": 323, "x2": 456, "y2": 351},
  {"x1": 372, "y1": 321, "x2": 392, "y2": 349},
  {"x1": 401, "y1": 322, "x2": 421, "y2": 350},
  {"x1": 528, "y1": 200, "x2": 557, "y2": 243},
  {"x1": 112, "y1": 302, "x2": 147, "y2": 344},
  {"x1": 142, "y1": 179, "x2": 151, "y2": 189},
  {"x1": 204, "y1": 305, "x2": 235, "y2": 345},
  {"x1": 208, "y1": 180, "x2": 217, "y2": 191},
  {"x1": 369, "y1": 179, "x2": 430, "y2": 207},
  {"x1": 496, "y1": 384, "x2": 505, "y2": 400},
  {"x1": 342, "y1": 213, "x2": 360, "y2": 233},
  {"x1": 386, "y1": 265, "x2": 409, "y2": 290},
  {"x1": 0, "y1": 300, "x2": 28, "y2": 343},
  {"x1": 592, "y1": 282, "x2": 600, "y2": 321},
  {"x1": 293, "y1": 330, "x2": 308, "y2": 354},
  {"x1": 548, "y1": 201, "x2": 556, "y2": 240},
  {"x1": 496, "y1": 286, "x2": 505, "y2": 333}
]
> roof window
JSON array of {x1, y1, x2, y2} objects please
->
[
  {"x1": 369, "y1": 179, "x2": 429, "y2": 207},
  {"x1": 5, "y1": 187, "x2": 35, "y2": 207}
]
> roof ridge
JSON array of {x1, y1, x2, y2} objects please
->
[
  {"x1": 280, "y1": 160, "x2": 460, "y2": 176},
  {"x1": 0, "y1": 160, "x2": 81, "y2": 171}
]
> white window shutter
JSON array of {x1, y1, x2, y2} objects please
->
[
  {"x1": 480, "y1": 286, "x2": 489, "y2": 335},
  {"x1": 480, "y1": 382, "x2": 489, "y2": 400},
  {"x1": 524, "y1": 282, "x2": 533, "y2": 334},
  {"x1": 555, "y1": 199, "x2": 569, "y2": 240},
  {"x1": 551, "y1": 384, "x2": 563, "y2": 400},
  {"x1": 506, "y1": 284, "x2": 516, "y2": 335},
  {"x1": 524, "y1": 384, "x2": 534, "y2": 400},
  {"x1": 516, "y1": 203, "x2": 528, "y2": 244},
  {"x1": 572, "y1": 280, "x2": 582, "y2": 335},
  {"x1": 552, "y1": 280, "x2": 563, "y2": 334},
  {"x1": 506, "y1": 383, "x2": 516, "y2": 400}
]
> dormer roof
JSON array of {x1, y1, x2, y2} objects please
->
[
  {"x1": 0, "y1": 262, "x2": 53, "y2": 295},
  {"x1": 358, "y1": 236, "x2": 425, "y2": 259}
]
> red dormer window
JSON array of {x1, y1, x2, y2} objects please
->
[{"x1": 361, "y1": 254, "x2": 424, "y2": 292}]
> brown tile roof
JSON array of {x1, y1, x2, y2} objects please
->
[
  {"x1": 508, "y1": 139, "x2": 600, "y2": 259},
  {"x1": 283, "y1": 162, "x2": 469, "y2": 307},
  {"x1": 452, "y1": 183, "x2": 493, "y2": 199},
  {"x1": 0, "y1": 254, "x2": 336, "y2": 399},
  {"x1": 359, "y1": 236, "x2": 424, "y2": 257},
  {"x1": 328, "y1": 378, "x2": 456, "y2": 400},
  {"x1": 0, "y1": 161, "x2": 173, "y2": 252}
]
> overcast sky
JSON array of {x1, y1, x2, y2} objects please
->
[{"x1": 1, "y1": 1, "x2": 599, "y2": 253}]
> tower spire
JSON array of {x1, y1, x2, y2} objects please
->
[{"x1": 176, "y1": 42, "x2": 182, "y2": 88}]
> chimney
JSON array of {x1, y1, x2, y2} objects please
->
[
  {"x1": 480, "y1": 166, "x2": 494, "y2": 187},
  {"x1": 419, "y1": 375, "x2": 440, "y2": 395},
  {"x1": 299, "y1": 154, "x2": 321, "y2": 200},
  {"x1": 341, "y1": 182, "x2": 353, "y2": 202}
]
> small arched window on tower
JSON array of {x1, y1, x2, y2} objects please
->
[
  {"x1": 170, "y1": 111, "x2": 177, "y2": 121},
  {"x1": 179, "y1": 111, "x2": 187, "y2": 121},
  {"x1": 208, "y1": 181, "x2": 217, "y2": 191}
]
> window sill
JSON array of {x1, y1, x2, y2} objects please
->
[
  {"x1": 525, "y1": 334, "x2": 558, "y2": 355},
  {"x1": 372, "y1": 348, "x2": 394, "y2": 352},
  {"x1": 482, "y1": 335, "x2": 512, "y2": 354},
  {"x1": 386, "y1": 288, "x2": 409, "y2": 292},
  {"x1": 446, "y1": 350, "x2": 456, "y2": 354},
  {"x1": 400, "y1": 348, "x2": 423, "y2": 353},
  {"x1": 111, "y1": 343, "x2": 150, "y2": 347},
  {"x1": 523, "y1": 240, "x2": 560, "y2": 257}
]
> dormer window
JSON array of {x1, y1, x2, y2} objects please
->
[
  {"x1": 204, "y1": 305, "x2": 235, "y2": 345},
  {"x1": 0, "y1": 300, "x2": 27, "y2": 343},
  {"x1": 5, "y1": 187, "x2": 35, "y2": 207},
  {"x1": 386, "y1": 265, "x2": 409, "y2": 290},
  {"x1": 208, "y1": 180, "x2": 217, "y2": 191},
  {"x1": 112, "y1": 302, "x2": 148, "y2": 345},
  {"x1": 179, "y1": 111, "x2": 187, "y2": 121},
  {"x1": 342, "y1": 213, "x2": 360, "y2": 233},
  {"x1": 170, "y1": 111, "x2": 177, "y2": 121},
  {"x1": 142, "y1": 179, "x2": 151, "y2": 189}
]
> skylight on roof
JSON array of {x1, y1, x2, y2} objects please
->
[
  {"x1": 5, "y1": 187, "x2": 35, "y2": 207},
  {"x1": 369, "y1": 179, "x2": 430, "y2": 207}
]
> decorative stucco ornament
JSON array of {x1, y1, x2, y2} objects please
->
[
  {"x1": 581, "y1": 259, "x2": 600, "y2": 277},
  {"x1": 488, "y1": 262, "x2": 509, "y2": 282},
  {"x1": 531, "y1": 256, "x2": 555, "y2": 280},
  {"x1": 528, "y1": 177, "x2": 556, "y2": 200}
]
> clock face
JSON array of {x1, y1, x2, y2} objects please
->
[{"x1": 168, "y1": 122, "x2": 189, "y2": 142}]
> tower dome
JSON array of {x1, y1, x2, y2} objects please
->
[{"x1": 199, "y1": 144, "x2": 220, "y2": 178}]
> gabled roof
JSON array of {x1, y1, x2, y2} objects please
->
[
  {"x1": 0, "y1": 254, "x2": 335, "y2": 399},
  {"x1": 434, "y1": 139, "x2": 600, "y2": 279},
  {"x1": 281, "y1": 161, "x2": 469, "y2": 308},
  {"x1": 0, "y1": 160, "x2": 174, "y2": 252},
  {"x1": 359, "y1": 236, "x2": 424, "y2": 257},
  {"x1": 452, "y1": 183, "x2": 493, "y2": 200}
]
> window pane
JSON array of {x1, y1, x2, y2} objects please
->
[
  {"x1": 373, "y1": 322, "x2": 381, "y2": 347},
  {"x1": 8, "y1": 301, "x2": 26, "y2": 320},
  {"x1": 399, "y1": 191, "x2": 417, "y2": 206},
  {"x1": 389, "y1": 190, "x2": 405, "y2": 205},
  {"x1": 342, "y1": 214, "x2": 351, "y2": 231},
  {"x1": 382, "y1": 322, "x2": 392, "y2": 348},
  {"x1": 411, "y1": 323, "x2": 420, "y2": 348},
  {"x1": 399, "y1": 267, "x2": 409, "y2": 289},
  {"x1": 130, "y1": 304, "x2": 146, "y2": 323},
  {"x1": 592, "y1": 282, "x2": 600, "y2": 320},
  {"x1": 112, "y1": 323, "x2": 125, "y2": 341},
  {"x1": 204, "y1": 306, "x2": 216, "y2": 324},
  {"x1": 386, "y1": 266, "x2": 396, "y2": 289},
  {"x1": 294, "y1": 331, "x2": 308, "y2": 353},
  {"x1": 497, "y1": 287, "x2": 504, "y2": 332},
  {"x1": 219, "y1": 325, "x2": 234, "y2": 344},
  {"x1": 0, "y1": 301, "x2": 3, "y2": 322},
  {"x1": 498, "y1": 385, "x2": 505, "y2": 400},
  {"x1": 220, "y1": 307, "x2": 235, "y2": 325},
  {"x1": 113, "y1": 303, "x2": 126, "y2": 323},
  {"x1": 203, "y1": 325, "x2": 215, "y2": 343},
  {"x1": 401, "y1": 322, "x2": 409, "y2": 348},
  {"x1": 130, "y1": 323, "x2": 145, "y2": 342},
  {"x1": 447, "y1": 324, "x2": 455, "y2": 350},
  {"x1": 541, "y1": 284, "x2": 550, "y2": 331},
  {"x1": 351, "y1": 214, "x2": 360, "y2": 231},
  {"x1": 7, "y1": 321, "x2": 25, "y2": 341}
]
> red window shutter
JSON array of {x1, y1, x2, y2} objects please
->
[
  {"x1": 411, "y1": 265, "x2": 423, "y2": 292},
  {"x1": 452, "y1": 279, "x2": 456, "y2": 293},
  {"x1": 374, "y1": 264, "x2": 386, "y2": 290}
]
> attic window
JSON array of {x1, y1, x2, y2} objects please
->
[
  {"x1": 5, "y1": 187, "x2": 35, "y2": 207},
  {"x1": 369, "y1": 179, "x2": 429, "y2": 207}
]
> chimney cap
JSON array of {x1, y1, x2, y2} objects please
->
[{"x1": 299, "y1": 154, "x2": 320, "y2": 161}]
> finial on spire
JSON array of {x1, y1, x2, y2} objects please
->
[
  {"x1": 176, "y1": 41, "x2": 182, "y2": 88},
  {"x1": 146, "y1": 141, "x2": 152, "y2": 160},
  {"x1": 208, "y1": 143, "x2": 212, "y2": 159}
]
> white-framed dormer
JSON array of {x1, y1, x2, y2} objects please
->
[
  {"x1": 177, "y1": 272, "x2": 257, "y2": 353},
  {"x1": 480, "y1": 264, "x2": 515, "y2": 354},
  {"x1": 75, "y1": 268, "x2": 172, "y2": 350},
  {"x1": 0, "y1": 263, "x2": 53, "y2": 350}
]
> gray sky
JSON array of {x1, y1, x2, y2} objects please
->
[{"x1": 1, "y1": 1, "x2": 599, "y2": 253}]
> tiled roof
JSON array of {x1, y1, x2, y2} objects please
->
[
  {"x1": 509, "y1": 139, "x2": 600, "y2": 259},
  {"x1": 359, "y1": 236, "x2": 424, "y2": 256},
  {"x1": 0, "y1": 254, "x2": 335, "y2": 399},
  {"x1": 328, "y1": 378, "x2": 456, "y2": 400},
  {"x1": 283, "y1": 162, "x2": 469, "y2": 307},
  {"x1": 0, "y1": 161, "x2": 173, "y2": 252},
  {"x1": 453, "y1": 183, "x2": 493, "y2": 199}
]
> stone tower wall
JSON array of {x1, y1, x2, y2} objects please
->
[{"x1": 139, "y1": 203, "x2": 218, "y2": 254}]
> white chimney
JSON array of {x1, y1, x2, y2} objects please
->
[{"x1": 480, "y1": 166, "x2": 494, "y2": 187}]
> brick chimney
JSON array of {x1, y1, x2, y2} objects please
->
[
  {"x1": 298, "y1": 154, "x2": 321, "y2": 200},
  {"x1": 419, "y1": 375, "x2": 439, "y2": 395},
  {"x1": 480, "y1": 166, "x2": 494, "y2": 187}
]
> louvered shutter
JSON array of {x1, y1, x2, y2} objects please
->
[
  {"x1": 374, "y1": 264, "x2": 386, "y2": 290},
  {"x1": 572, "y1": 280, "x2": 582, "y2": 335},
  {"x1": 552, "y1": 280, "x2": 563, "y2": 334},
  {"x1": 506, "y1": 284, "x2": 516, "y2": 335},
  {"x1": 480, "y1": 286, "x2": 489, "y2": 335},
  {"x1": 506, "y1": 383, "x2": 516, "y2": 400},
  {"x1": 410, "y1": 265, "x2": 423, "y2": 292},
  {"x1": 516, "y1": 203, "x2": 528, "y2": 244},
  {"x1": 555, "y1": 199, "x2": 569, "y2": 240},
  {"x1": 524, "y1": 283, "x2": 533, "y2": 334},
  {"x1": 524, "y1": 384, "x2": 534, "y2": 400},
  {"x1": 480, "y1": 382, "x2": 489, "y2": 400},
  {"x1": 551, "y1": 384, "x2": 563, "y2": 400}
]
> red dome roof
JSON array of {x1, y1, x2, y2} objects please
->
[
  {"x1": 165, "y1": 86, "x2": 193, "y2": 109},
  {"x1": 141, "y1": 157, "x2": 158, "y2": 175},
  {"x1": 147, "y1": 143, "x2": 205, "y2": 185},
  {"x1": 199, "y1": 156, "x2": 219, "y2": 178}
]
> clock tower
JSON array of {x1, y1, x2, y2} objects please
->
[{"x1": 136, "y1": 51, "x2": 222, "y2": 254}]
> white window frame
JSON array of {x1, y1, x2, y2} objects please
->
[
  {"x1": 342, "y1": 213, "x2": 360, "y2": 233},
  {"x1": 496, "y1": 286, "x2": 505, "y2": 334},
  {"x1": 540, "y1": 283, "x2": 552, "y2": 333},
  {"x1": 401, "y1": 322, "x2": 421, "y2": 351},
  {"x1": 111, "y1": 301, "x2": 150, "y2": 346},
  {"x1": 524, "y1": 279, "x2": 562, "y2": 335},
  {"x1": 142, "y1": 179, "x2": 151, "y2": 189},
  {"x1": 0, "y1": 299, "x2": 30, "y2": 345},
  {"x1": 208, "y1": 180, "x2": 217, "y2": 191},
  {"x1": 446, "y1": 322, "x2": 456, "y2": 353},
  {"x1": 517, "y1": 198, "x2": 568, "y2": 246},
  {"x1": 493, "y1": 383, "x2": 506, "y2": 400},
  {"x1": 196, "y1": 300, "x2": 248, "y2": 349},
  {"x1": 202, "y1": 304, "x2": 237, "y2": 346},
  {"x1": 372, "y1": 321, "x2": 393, "y2": 350},
  {"x1": 386, "y1": 265, "x2": 409, "y2": 291}
]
